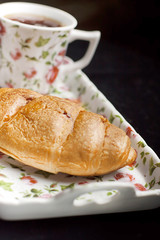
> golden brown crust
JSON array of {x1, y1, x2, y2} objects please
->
[
  {"x1": 95, "y1": 124, "x2": 134, "y2": 175},
  {"x1": 0, "y1": 88, "x2": 136, "y2": 176},
  {"x1": 58, "y1": 111, "x2": 107, "y2": 176},
  {"x1": 0, "y1": 88, "x2": 41, "y2": 127}
]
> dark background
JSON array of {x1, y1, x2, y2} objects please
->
[
  {"x1": 1, "y1": 0, "x2": 160, "y2": 60},
  {"x1": 0, "y1": 0, "x2": 160, "y2": 239}
]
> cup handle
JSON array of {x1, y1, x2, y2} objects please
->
[{"x1": 61, "y1": 29, "x2": 101, "y2": 73}]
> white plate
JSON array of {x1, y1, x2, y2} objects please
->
[{"x1": 0, "y1": 62, "x2": 160, "y2": 220}]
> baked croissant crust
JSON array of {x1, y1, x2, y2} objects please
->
[{"x1": 0, "y1": 88, "x2": 136, "y2": 176}]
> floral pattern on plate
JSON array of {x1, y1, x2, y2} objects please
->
[{"x1": 0, "y1": 63, "x2": 160, "y2": 207}]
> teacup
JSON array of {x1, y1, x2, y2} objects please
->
[{"x1": 0, "y1": 2, "x2": 100, "y2": 93}]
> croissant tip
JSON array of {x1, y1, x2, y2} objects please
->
[{"x1": 126, "y1": 148, "x2": 137, "y2": 166}]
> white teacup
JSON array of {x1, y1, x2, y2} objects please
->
[{"x1": 0, "y1": 2, "x2": 100, "y2": 93}]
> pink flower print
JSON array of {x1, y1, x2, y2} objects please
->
[
  {"x1": 0, "y1": 173, "x2": 6, "y2": 177},
  {"x1": 58, "y1": 49, "x2": 66, "y2": 56},
  {"x1": 39, "y1": 193, "x2": 53, "y2": 199},
  {"x1": 126, "y1": 126, "x2": 137, "y2": 138},
  {"x1": 21, "y1": 175, "x2": 37, "y2": 185},
  {"x1": 24, "y1": 68, "x2": 37, "y2": 79},
  {"x1": 114, "y1": 173, "x2": 124, "y2": 180},
  {"x1": 126, "y1": 126, "x2": 133, "y2": 138},
  {"x1": 45, "y1": 66, "x2": 59, "y2": 84},
  {"x1": 0, "y1": 21, "x2": 6, "y2": 35},
  {"x1": 10, "y1": 48, "x2": 22, "y2": 60},
  {"x1": 5, "y1": 82, "x2": 14, "y2": 88},
  {"x1": 63, "y1": 58, "x2": 70, "y2": 65},
  {"x1": 134, "y1": 183, "x2": 147, "y2": 191},
  {"x1": 54, "y1": 50, "x2": 66, "y2": 67},
  {"x1": 78, "y1": 181, "x2": 88, "y2": 185},
  {"x1": 50, "y1": 183, "x2": 57, "y2": 188},
  {"x1": 55, "y1": 58, "x2": 63, "y2": 67},
  {"x1": 60, "y1": 85, "x2": 69, "y2": 91},
  {"x1": 114, "y1": 172, "x2": 135, "y2": 182}
]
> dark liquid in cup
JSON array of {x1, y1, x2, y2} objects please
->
[{"x1": 5, "y1": 14, "x2": 63, "y2": 27}]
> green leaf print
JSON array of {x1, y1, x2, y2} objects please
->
[
  {"x1": 149, "y1": 166, "x2": 156, "y2": 176},
  {"x1": 0, "y1": 165, "x2": 5, "y2": 170},
  {"x1": 82, "y1": 103, "x2": 89, "y2": 110},
  {"x1": 6, "y1": 62, "x2": 13, "y2": 73},
  {"x1": 51, "y1": 52, "x2": 56, "y2": 60},
  {"x1": 25, "y1": 55, "x2": 39, "y2": 61},
  {"x1": 58, "y1": 34, "x2": 67, "y2": 38},
  {"x1": 77, "y1": 85, "x2": 86, "y2": 96},
  {"x1": 12, "y1": 24, "x2": 19, "y2": 28},
  {"x1": 137, "y1": 141, "x2": 146, "y2": 148},
  {"x1": 60, "y1": 183, "x2": 75, "y2": 190},
  {"x1": 149, "y1": 157, "x2": 154, "y2": 167},
  {"x1": 61, "y1": 41, "x2": 67, "y2": 47},
  {"x1": 35, "y1": 36, "x2": 50, "y2": 47},
  {"x1": 143, "y1": 157, "x2": 147, "y2": 165},
  {"x1": 109, "y1": 113, "x2": 115, "y2": 123},
  {"x1": 140, "y1": 151, "x2": 145, "y2": 158},
  {"x1": 19, "y1": 39, "x2": 30, "y2": 50},
  {"x1": 97, "y1": 107, "x2": 105, "y2": 114},
  {"x1": 45, "y1": 61, "x2": 52, "y2": 65},
  {"x1": 115, "y1": 115, "x2": 123, "y2": 124},
  {"x1": 15, "y1": 31, "x2": 20, "y2": 38},
  {"x1": 21, "y1": 189, "x2": 43, "y2": 198},
  {"x1": 149, "y1": 158, "x2": 156, "y2": 176},
  {"x1": 33, "y1": 79, "x2": 40, "y2": 86},
  {"x1": 42, "y1": 51, "x2": 49, "y2": 59},
  {"x1": 21, "y1": 190, "x2": 31, "y2": 198},
  {"x1": 0, "y1": 180, "x2": 13, "y2": 191},
  {"x1": 44, "y1": 183, "x2": 59, "y2": 193},
  {"x1": 31, "y1": 188, "x2": 43, "y2": 194},
  {"x1": 24, "y1": 194, "x2": 32, "y2": 198},
  {"x1": 144, "y1": 183, "x2": 148, "y2": 188},
  {"x1": 107, "y1": 192, "x2": 112, "y2": 196},
  {"x1": 91, "y1": 92, "x2": 99, "y2": 100},
  {"x1": 149, "y1": 178, "x2": 155, "y2": 189},
  {"x1": 48, "y1": 87, "x2": 61, "y2": 95},
  {"x1": 75, "y1": 74, "x2": 82, "y2": 80}
]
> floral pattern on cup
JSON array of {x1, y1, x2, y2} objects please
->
[{"x1": 0, "y1": 19, "x2": 69, "y2": 93}]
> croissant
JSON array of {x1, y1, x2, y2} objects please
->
[{"x1": 0, "y1": 88, "x2": 136, "y2": 176}]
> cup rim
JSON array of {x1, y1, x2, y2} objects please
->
[{"x1": 0, "y1": 2, "x2": 77, "y2": 31}]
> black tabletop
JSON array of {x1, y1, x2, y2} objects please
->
[{"x1": 0, "y1": 37, "x2": 160, "y2": 240}]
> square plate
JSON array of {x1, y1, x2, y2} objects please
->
[{"x1": 0, "y1": 62, "x2": 160, "y2": 220}]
